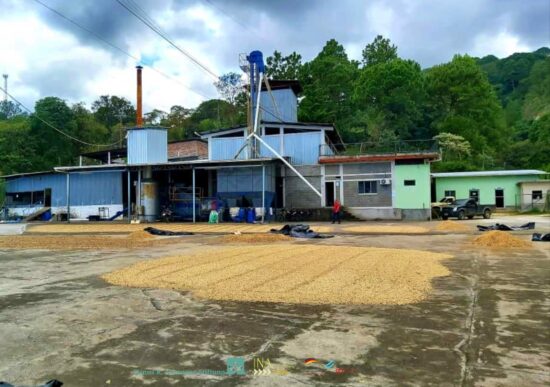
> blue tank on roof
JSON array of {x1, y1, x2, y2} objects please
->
[{"x1": 248, "y1": 50, "x2": 264, "y2": 73}]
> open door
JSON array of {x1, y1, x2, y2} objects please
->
[
  {"x1": 495, "y1": 189, "x2": 504, "y2": 208},
  {"x1": 325, "y1": 182, "x2": 334, "y2": 207},
  {"x1": 44, "y1": 188, "x2": 51, "y2": 207}
]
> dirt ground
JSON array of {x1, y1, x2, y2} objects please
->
[{"x1": 0, "y1": 216, "x2": 549, "y2": 386}]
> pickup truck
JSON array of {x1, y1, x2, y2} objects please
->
[
  {"x1": 431, "y1": 196, "x2": 456, "y2": 218},
  {"x1": 441, "y1": 198, "x2": 494, "y2": 220}
]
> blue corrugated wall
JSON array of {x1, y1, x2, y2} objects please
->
[
  {"x1": 259, "y1": 135, "x2": 281, "y2": 157},
  {"x1": 259, "y1": 89, "x2": 297, "y2": 122},
  {"x1": 217, "y1": 166, "x2": 275, "y2": 192},
  {"x1": 211, "y1": 137, "x2": 246, "y2": 160},
  {"x1": 216, "y1": 166, "x2": 276, "y2": 208},
  {"x1": 127, "y1": 128, "x2": 168, "y2": 164},
  {"x1": 283, "y1": 132, "x2": 320, "y2": 164},
  {"x1": 5, "y1": 171, "x2": 123, "y2": 206},
  {"x1": 211, "y1": 132, "x2": 320, "y2": 165}
]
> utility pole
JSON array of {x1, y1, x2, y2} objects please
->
[{"x1": 2, "y1": 74, "x2": 7, "y2": 101}]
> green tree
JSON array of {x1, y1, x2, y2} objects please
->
[
  {"x1": 72, "y1": 103, "x2": 110, "y2": 147},
  {"x1": 0, "y1": 100, "x2": 24, "y2": 120},
  {"x1": 214, "y1": 72, "x2": 243, "y2": 104},
  {"x1": 266, "y1": 51, "x2": 303, "y2": 80},
  {"x1": 188, "y1": 99, "x2": 244, "y2": 132},
  {"x1": 92, "y1": 95, "x2": 136, "y2": 130},
  {"x1": 30, "y1": 97, "x2": 79, "y2": 169},
  {"x1": 354, "y1": 58, "x2": 425, "y2": 139},
  {"x1": 299, "y1": 39, "x2": 359, "y2": 140},
  {"x1": 160, "y1": 105, "x2": 193, "y2": 140},
  {"x1": 144, "y1": 109, "x2": 167, "y2": 125},
  {"x1": 362, "y1": 35, "x2": 398, "y2": 67},
  {"x1": 433, "y1": 132, "x2": 471, "y2": 161},
  {"x1": 0, "y1": 116, "x2": 35, "y2": 174},
  {"x1": 425, "y1": 55, "x2": 507, "y2": 160},
  {"x1": 523, "y1": 57, "x2": 550, "y2": 119}
]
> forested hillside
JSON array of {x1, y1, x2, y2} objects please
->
[{"x1": 0, "y1": 36, "x2": 548, "y2": 175}]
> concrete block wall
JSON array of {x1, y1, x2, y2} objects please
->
[
  {"x1": 343, "y1": 181, "x2": 392, "y2": 207},
  {"x1": 284, "y1": 165, "x2": 322, "y2": 208}
]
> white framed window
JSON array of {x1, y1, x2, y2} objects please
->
[
  {"x1": 444, "y1": 190, "x2": 456, "y2": 197},
  {"x1": 358, "y1": 181, "x2": 378, "y2": 195}
]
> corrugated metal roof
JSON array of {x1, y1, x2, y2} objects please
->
[
  {"x1": 432, "y1": 170, "x2": 547, "y2": 178},
  {"x1": 52, "y1": 157, "x2": 283, "y2": 173}
]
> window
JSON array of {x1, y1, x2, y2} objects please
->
[
  {"x1": 265, "y1": 127, "x2": 280, "y2": 135},
  {"x1": 444, "y1": 190, "x2": 456, "y2": 197},
  {"x1": 532, "y1": 190, "x2": 543, "y2": 200},
  {"x1": 358, "y1": 181, "x2": 378, "y2": 194},
  {"x1": 404, "y1": 180, "x2": 416, "y2": 186}
]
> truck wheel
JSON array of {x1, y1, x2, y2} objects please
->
[
  {"x1": 467, "y1": 215, "x2": 474, "y2": 219},
  {"x1": 458, "y1": 210, "x2": 466, "y2": 220},
  {"x1": 483, "y1": 209, "x2": 492, "y2": 219}
]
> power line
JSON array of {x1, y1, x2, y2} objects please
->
[
  {"x1": 115, "y1": 0, "x2": 220, "y2": 81},
  {"x1": 32, "y1": 0, "x2": 213, "y2": 100},
  {"x1": 201, "y1": 0, "x2": 272, "y2": 45},
  {"x1": 202, "y1": 0, "x2": 253, "y2": 35},
  {"x1": 0, "y1": 85, "x2": 122, "y2": 148}
]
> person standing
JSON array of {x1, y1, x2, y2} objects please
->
[{"x1": 332, "y1": 199, "x2": 341, "y2": 224}]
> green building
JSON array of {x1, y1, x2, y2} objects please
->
[{"x1": 432, "y1": 170, "x2": 547, "y2": 209}]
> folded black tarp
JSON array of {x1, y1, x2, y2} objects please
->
[
  {"x1": 0, "y1": 380, "x2": 63, "y2": 387},
  {"x1": 532, "y1": 233, "x2": 550, "y2": 242},
  {"x1": 270, "y1": 224, "x2": 334, "y2": 239},
  {"x1": 477, "y1": 222, "x2": 535, "y2": 232},
  {"x1": 143, "y1": 227, "x2": 194, "y2": 236}
]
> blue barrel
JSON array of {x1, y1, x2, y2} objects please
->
[
  {"x1": 237, "y1": 207, "x2": 246, "y2": 222},
  {"x1": 41, "y1": 210, "x2": 52, "y2": 221},
  {"x1": 246, "y1": 207, "x2": 256, "y2": 223}
]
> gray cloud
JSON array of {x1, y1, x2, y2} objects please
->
[{"x1": 4, "y1": 0, "x2": 550, "y2": 111}]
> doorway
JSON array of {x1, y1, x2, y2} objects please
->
[
  {"x1": 44, "y1": 188, "x2": 51, "y2": 207},
  {"x1": 325, "y1": 182, "x2": 335, "y2": 207},
  {"x1": 469, "y1": 189, "x2": 479, "y2": 203},
  {"x1": 495, "y1": 189, "x2": 504, "y2": 208}
]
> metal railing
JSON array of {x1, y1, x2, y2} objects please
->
[{"x1": 319, "y1": 139, "x2": 439, "y2": 157}]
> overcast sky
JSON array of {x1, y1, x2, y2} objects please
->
[{"x1": 1, "y1": 0, "x2": 549, "y2": 113}]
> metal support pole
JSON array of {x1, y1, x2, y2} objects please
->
[
  {"x1": 127, "y1": 170, "x2": 131, "y2": 222},
  {"x1": 251, "y1": 72, "x2": 263, "y2": 158},
  {"x1": 192, "y1": 168, "x2": 196, "y2": 223},
  {"x1": 137, "y1": 168, "x2": 141, "y2": 219},
  {"x1": 254, "y1": 134, "x2": 322, "y2": 197},
  {"x1": 261, "y1": 164, "x2": 265, "y2": 223},
  {"x1": 66, "y1": 172, "x2": 70, "y2": 223}
]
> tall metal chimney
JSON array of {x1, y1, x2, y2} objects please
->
[
  {"x1": 2, "y1": 74, "x2": 7, "y2": 102},
  {"x1": 136, "y1": 66, "x2": 143, "y2": 127}
]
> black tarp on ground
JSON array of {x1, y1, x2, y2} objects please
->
[
  {"x1": 477, "y1": 222, "x2": 535, "y2": 231},
  {"x1": 532, "y1": 233, "x2": 550, "y2": 242},
  {"x1": 143, "y1": 227, "x2": 194, "y2": 236},
  {"x1": 270, "y1": 224, "x2": 334, "y2": 239}
]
